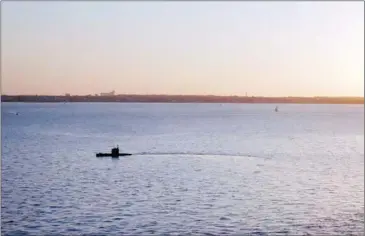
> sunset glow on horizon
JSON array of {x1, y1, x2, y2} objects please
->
[{"x1": 1, "y1": 1, "x2": 364, "y2": 97}]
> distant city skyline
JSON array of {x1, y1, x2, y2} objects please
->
[
  {"x1": 2, "y1": 1, "x2": 364, "y2": 97},
  {"x1": 3, "y1": 91, "x2": 363, "y2": 98}
]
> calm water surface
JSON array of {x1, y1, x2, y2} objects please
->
[{"x1": 2, "y1": 103, "x2": 364, "y2": 235}]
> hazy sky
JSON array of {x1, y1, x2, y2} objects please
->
[{"x1": 2, "y1": 1, "x2": 364, "y2": 96}]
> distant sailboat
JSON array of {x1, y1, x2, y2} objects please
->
[{"x1": 275, "y1": 106, "x2": 279, "y2": 112}]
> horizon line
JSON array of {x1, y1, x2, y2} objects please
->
[{"x1": 1, "y1": 94, "x2": 364, "y2": 98}]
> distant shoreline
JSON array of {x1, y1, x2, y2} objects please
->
[{"x1": 1, "y1": 95, "x2": 363, "y2": 104}]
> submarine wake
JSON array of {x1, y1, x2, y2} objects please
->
[{"x1": 133, "y1": 151, "x2": 260, "y2": 158}]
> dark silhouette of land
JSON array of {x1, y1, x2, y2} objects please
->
[{"x1": 1, "y1": 94, "x2": 363, "y2": 104}]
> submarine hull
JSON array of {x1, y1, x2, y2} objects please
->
[{"x1": 96, "y1": 153, "x2": 132, "y2": 157}]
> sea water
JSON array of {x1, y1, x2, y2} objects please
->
[{"x1": 2, "y1": 103, "x2": 364, "y2": 235}]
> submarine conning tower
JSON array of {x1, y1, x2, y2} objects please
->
[{"x1": 111, "y1": 147, "x2": 119, "y2": 156}]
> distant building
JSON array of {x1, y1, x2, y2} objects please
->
[
  {"x1": 100, "y1": 90, "x2": 115, "y2": 96},
  {"x1": 65, "y1": 93, "x2": 71, "y2": 96}
]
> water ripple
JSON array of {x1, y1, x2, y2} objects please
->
[{"x1": 2, "y1": 103, "x2": 364, "y2": 235}]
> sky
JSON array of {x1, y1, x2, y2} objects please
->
[{"x1": 1, "y1": 1, "x2": 364, "y2": 97}]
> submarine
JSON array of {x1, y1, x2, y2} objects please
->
[{"x1": 96, "y1": 146, "x2": 132, "y2": 158}]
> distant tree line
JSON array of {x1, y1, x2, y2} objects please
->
[{"x1": 1, "y1": 94, "x2": 363, "y2": 104}]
